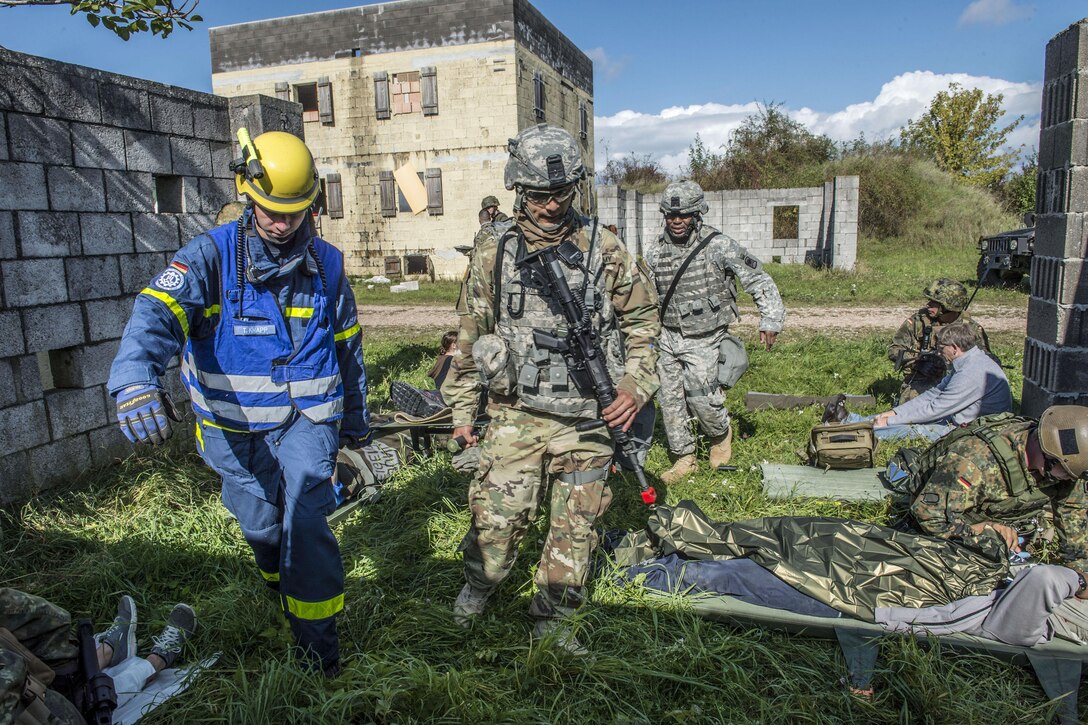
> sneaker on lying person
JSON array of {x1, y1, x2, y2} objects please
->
[
  {"x1": 150, "y1": 603, "x2": 197, "y2": 670},
  {"x1": 100, "y1": 594, "x2": 137, "y2": 668}
]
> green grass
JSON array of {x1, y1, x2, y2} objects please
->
[
  {"x1": 351, "y1": 279, "x2": 462, "y2": 306},
  {"x1": 3, "y1": 329, "x2": 1061, "y2": 724}
]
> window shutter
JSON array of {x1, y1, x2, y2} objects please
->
[
  {"x1": 374, "y1": 71, "x2": 390, "y2": 120},
  {"x1": 533, "y1": 71, "x2": 545, "y2": 120},
  {"x1": 421, "y1": 66, "x2": 438, "y2": 116},
  {"x1": 326, "y1": 173, "x2": 343, "y2": 219},
  {"x1": 425, "y1": 168, "x2": 443, "y2": 215},
  {"x1": 379, "y1": 171, "x2": 396, "y2": 217},
  {"x1": 317, "y1": 76, "x2": 334, "y2": 125},
  {"x1": 275, "y1": 82, "x2": 290, "y2": 101},
  {"x1": 579, "y1": 101, "x2": 588, "y2": 140}
]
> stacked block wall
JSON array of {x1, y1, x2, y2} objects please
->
[
  {"x1": 1022, "y1": 18, "x2": 1088, "y2": 415},
  {"x1": 0, "y1": 48, "x2": 238, "y2": 501}
]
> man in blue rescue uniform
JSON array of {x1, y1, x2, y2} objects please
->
[{"x1": 108, "y1": 130, "x2": 368, "y2": 676}]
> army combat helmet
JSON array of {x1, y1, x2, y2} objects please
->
[
  {"x1": 232, "y1": 129, "x2": 320, "y2": 215},
  {"x1": 659, "y1": 180, "x2": 710, "y2": 217},
  {"x1": 504, "y1": 124, "x2": 586, "y2": 192},
  {"x1": 481, "y1": 195, "x2": 500, "y2": 210},
  {"x1": 1037, "y1": 405, "x2": 1088, "y2": 479},
  {"x1": 923, "y1": 278, "x2": 969, "y2": 313}
]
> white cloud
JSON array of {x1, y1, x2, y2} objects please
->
[
  {"x1": 595, "y1": 70, "x2": 1041, "y2": 175},
  {"x1": 585, "y1": 47, "x2": 626, "y2": 81},
  {"x1": 959, "y1": 0, "x2": 1034, "y2": 27}
]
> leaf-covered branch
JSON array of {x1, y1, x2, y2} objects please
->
[{"x1": 0, "y1": 0, "x2": 202, "y2": 40}]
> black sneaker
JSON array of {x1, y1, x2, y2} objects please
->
[
  {"x1": 821, "y1": 394, "x2": 848, "y2": 424},
  {"x1": 390, "y1": 381, "x2": 446, "y2": 418},
  {"x1": 150, "y1": 603, "x2": 196, "y2": 670},
  {"x1": 100, "y1": 595, "x2": 137, "y2": 668}
]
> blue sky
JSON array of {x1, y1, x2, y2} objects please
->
[{"x1": 1, "y1": 0, "x2": 1084, "y2": 172}]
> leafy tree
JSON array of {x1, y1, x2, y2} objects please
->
[
  {"x1": 0, "y1": 0, "x2": 202, "y2": 40},
  {"x1": 687, "y1": 104, "x2": 836, "y2": 190},
  {"x1": 997, "y1": 152, "x2": 1038, "y2": 217},
  {"x1": 601, "y1": 153, "x2": 667, "y2": 192},
  {"x1": 899, "y1": 82, "x2": 1023, "y2": 189}
]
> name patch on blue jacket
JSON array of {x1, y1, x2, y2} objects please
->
[{"x1": 234, "y1": 323, "x2": 276, "y2": 336}]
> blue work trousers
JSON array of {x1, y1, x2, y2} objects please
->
[{"x1": 197, "y1": 412, "x2": 343, "y2": 670}]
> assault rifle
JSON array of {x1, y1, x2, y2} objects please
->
[
  {"x1": 77, "y1": 619, "x2": 116, "y2": 725},
  {"x1": 517, "y1": 239, "x2": 657, "y2": 506}
]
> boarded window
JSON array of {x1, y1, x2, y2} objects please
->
[
  {"x1": 295, "y1": 83, "x2": 319, "y2": 123},
  {"x1": 533, "y1": 71, "x2": 545, "y2": 120},
  {"x1": 425, "y1": 168, "x2": 443, "y2": 215},
  {"x1": 773, "y1": 205, "x2": 799, "y2": 239},
  {"x1": 326, "y1": 173, "x2": 343, "y2": 218},
  {"x1": 374, "y1": 71, "x2": 391, "y2": 120},
  {"x1": 317, "y1": 76, "x2": 334, "y2": 126},
  {"x1": 392, "y1": 71, "x2": 421, "y2": 115},
  {"x1": 421, "y1": 66, "x2": 438, "y2": 116},
  {"x1": 405, "y1": 254, "x2": 429, "y2": 275},
  {"x1": 275, "y1": 82, "x2": 290, "y2": 101},
  {"x1": 379, "y1": 171, "x2": 396, "y2": 217},
  {"x1": 579, "y1": 101, "x2": 588, "y2": 141},
  {"x1": 397, "y1": 172, "x2": 425, "y2": 213},
  {"x1": 384, "y1": 256, "x2": 402, "y2": 277}
]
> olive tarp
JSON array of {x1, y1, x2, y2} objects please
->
[{"x1": 614, "y1": 502, "x2": 1088, "y2": 723}]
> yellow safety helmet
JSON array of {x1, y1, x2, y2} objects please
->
[{"x1": 233, "y1": 130, "x2": 319, "y2": 214}]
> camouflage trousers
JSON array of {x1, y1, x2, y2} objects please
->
[
  {"x1": 657, "y1": 326, "x2": 731, "y2": 456},
  {"x1": 460, "y1": 402, "x2": 614, "y2": 620},
  {"x1": 0, "y1": 589, "x2": 79, "y2": 725}
]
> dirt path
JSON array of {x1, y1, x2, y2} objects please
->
[{"x1": 358, "y1": 302, "x2": 1027, "y2": 334}]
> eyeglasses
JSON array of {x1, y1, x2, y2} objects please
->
[{"x1": 523, "y1": 185, "x2": 577, "y2": 205}]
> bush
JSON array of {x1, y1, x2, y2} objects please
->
[{"x1": 600, "y1": 153, "x2": 668, "y2": 193}]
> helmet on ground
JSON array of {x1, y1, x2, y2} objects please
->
[
  {"x1": 481, "y1": 195, "x2": 500, "y2": 209},
  {"x1": 659, "y1": 180, "x2": 709, "y2": 216},
  {"x1": 234, "y1": 131, "x2": 320, "y2": 214},
  {"x1": 1038, "y1": 405, "x2": 1088, "y2": 479},
  {"x1": 923, "y1": 278, "x2": 969, "y2": 312},
  {"x1": 504, "y1": 124, "x2": 585, "y2": 191}
]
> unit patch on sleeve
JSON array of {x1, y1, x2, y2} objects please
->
[{"x1": 154, "y1": 266, "x2": 186, "y2": 291}]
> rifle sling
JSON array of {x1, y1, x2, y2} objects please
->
[{"x1": 659, "y1": 231, "x2": 720, "y2": 318}]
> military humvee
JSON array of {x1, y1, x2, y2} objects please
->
[{"x1": 977, "y1": 223, "x2": 1034, "y2": 286}]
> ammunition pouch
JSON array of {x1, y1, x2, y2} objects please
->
[
  {"x1": 472, "y1": 334, "x2": 515, "y2": 396},
  {"x1": 716, "y1": 333, "x2": 749, "y2": 389}
]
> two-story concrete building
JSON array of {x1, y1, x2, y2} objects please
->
[{"x1": 210, "y1": 0, "x2": 594, "y2": 280}]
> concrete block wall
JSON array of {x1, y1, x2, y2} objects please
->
[
  {"x1": 597, "y1": 176, "x2": 859, "y2": 269},
  {"x1": 0, "y1": 48, "x2": 238, "y2": 502},
  {"x1": 1022, "y1": 17, "x2": 1088, "y2": 415}
]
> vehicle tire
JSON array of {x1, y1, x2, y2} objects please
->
[{"x1": 977, "y1": 258, "x2": 999, "y2": 287}]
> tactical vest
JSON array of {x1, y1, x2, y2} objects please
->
[
  {"x1": 901, "y1": 413, "x2": 1050, "y2": 528},
  {"x1": 182, "y1": 223, "x2": 345, "y2": 431},
  {"x1": 647, "y1": 226, "x2": 737, "y2": 335},
  {"x1": 493, "y1": 224, "x2": 626, "y2": 418}
]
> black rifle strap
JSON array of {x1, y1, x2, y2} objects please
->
[
  {"x1": 659, "y1": 231, "x2": 720, "y2": 317},
  {"x1": 492, "y1": 227, "x2": 519, "y2": 325}
]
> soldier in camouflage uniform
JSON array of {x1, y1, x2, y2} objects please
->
[
  {"x1": 442, "y1": 124, "x2": 660, "y2": 651},
  {"x1": 888, "y1": 278, "x2": 991, "y2": 403},
  {"x1": 480, "y1": 195, "x2": 510, "y2": 225},
  {"x1": 643, "y1": 180, "x2": 784, "y2": 483},
  {"x1": 909, "y1": 406, "x2": 1088, "y2": 568}
]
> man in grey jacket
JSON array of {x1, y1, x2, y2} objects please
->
[{"x1": 850, "y1": 321, "x2": 1011, "y2": 441}]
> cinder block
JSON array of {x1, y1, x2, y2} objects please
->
[
  {"x1": 88, "y1": 424, "x2": 132, "y2": 469},
  {"x1": 0, "y1": 162, "x2": 48, "y2": 211},
  {"x1": 192, "y1": 102, "x2": 229, "y2": 141},
  {"x1": 51, "y1": 339, "x2": 120, "y2": 389},
  {"x1": 1035, "y1": 212, "x2": 1087, "y2": 258},
  {"x1": 103, "y1": 170, "x2": 154, "y2": 212},
  {"x1": 47, "y1": 167, "x2": 105, "y2": 212},
  {"x1": 100, "y1": 84, "x2": 150, "y2": 130},
  {"x1": 0, "y1": 211, "x2": 14, "y2": 259},
  {"x1": 27, "y1": 435, "x2": 92, "y2": 490},
  {"x1": 84, "y1": 297, "x2": 135, "y2": 342},
  {"x1": 118, "y1": 253, "x2": 167, "y2": 294},
  {"x1": 46, "y1": 386, "x2": 108, "y2": 439},
  {"x1": 210, "y1": 142, "x2": 232, "y2": 178},
  {"x1": 8, "y1": 115, "x2": 71, "y2": 164},
  {"x1": 179, "y1": 213, "x2": 217, "y2": 242},
  {"x1": 0, "y1": 360, "x2": 16, "y2": 409},
  {"x1": 198, "y1": 178, "x2": 237, "y2": 214},
  {"x1": 124, "y1": 130, "x2": 171, "y2": 174},
  {"x1": 66, "y1": 256, "x2": 121, "y2": 301},
  {"x1": 150, "y1": 93, "x2": 194, "y2": 137},
  {"x1": 0, "y1": 400, "x2": 49, "y2": 452},
  {"x1": 0, "y1": 311, "x2": 23, "y2": 357},
  {"x1": 1031, "y1": 255, "x2": 1088, "y2": 305},
  {"x1": 1070, "y1": 166, "x2": 1088, "y2": 214},
  {"x1": 37, "y1": 69, "x2": 100, "y2": 123},
  {"x1": 133, "y1": 213, "x2": 181, "y2": 252},
  {"x1": 16, "y1": 211, "x2": 80, "y2": 257},
  {"x1": 1046, "y1": 35, "x2": 1064, "y2": 86},
  {"x1": 11, "y1": 354, "x2": 42, "y2": 405},
  {"x1": 1076, "y1": 70, "x2": 1088, "y2": 122},
  {"x1": 80, "y1": 213, "x2": 134, "y2": 255},
  {"x1": 1060, "y1": 19, "x2": 1088, "y2": 78},
  {"x1": 72, "y1": 123, "x2": 126, "y2": 170},
  {"x1": 0, "y1": 114, "x2": 6, "y2": 162},
  {"x1": 170, "y1": 137, "x2": 213, "y2": 176},
  {"x1": 22, "y1": 303, "x2": 84, "y2": 353},
  {"x1": 0, "y1": 450, "x2": 31, "y2": 503},
  {"x1": 1026, "y1": 297, "x2": 1088, "y2": 346},
  {"x1": 3, "y1": 259, "x2": 67, "y2": 307}
]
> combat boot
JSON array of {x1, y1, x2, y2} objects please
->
[
  {"x1": 660, "y1": 453, "x2": 698, "y2": 484},
  {"x1": 453, "y1": 583, "x2": 492, "y2": 628},
  {"x1": 532, "y1": 619, "x2": 588, "y2": 656},
  {"x1": 708, "y1": 426, "x2": 733, "y2": 468}
]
